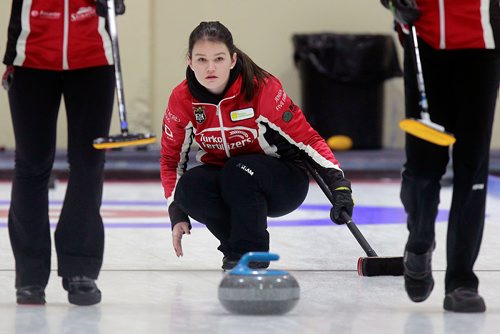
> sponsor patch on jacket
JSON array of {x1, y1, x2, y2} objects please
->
[
  {"x1": 31, "y1": 10, "x2": 61, "y2": 20},
  {"x1": 230, "y1": 108, "x2": 254, "y2": 122},
  {"x1": 71, "y1": 7, "x2": 96, "y2": 22},
  {"x1": 194, "y1": 106, "x2": 206, "y2": 124}
]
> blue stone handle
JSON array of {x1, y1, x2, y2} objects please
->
[
  {"x1": 239, "y1": 252, "x2": 279, "y2": 266},
  {"x1": 228, "y1": 252, "x2": 288, "y2": 276}
]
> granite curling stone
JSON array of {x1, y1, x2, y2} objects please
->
[{"x1": 218, "y1": 252, "x2": 300, "y2": 315}]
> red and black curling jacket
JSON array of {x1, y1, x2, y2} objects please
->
[
  {"x1": 3, "y1": 0, "x2": 113, "y2": 70},
  {"x1": 160, "y1": 63, "x2": 347, "y2": 203},
  {"x1": 412, "y1": 0, "x2": 500, "y2": 49}
]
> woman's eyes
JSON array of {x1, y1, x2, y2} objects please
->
[{"x1": 196, "y1": 57, "x2": 225, "y2": 63}]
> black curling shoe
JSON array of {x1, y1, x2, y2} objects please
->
[
  {"x1": 404, "y1": 244, "x2": 434, "y2": 302},
  {"x1": 222, "y1": 256, "x2": 239, "y2": 271},
  {"x1": 444, "y1": 287, "x2": 486, "y2": 313},
  {"x1": 16, "y1": 285, "x2": 46, "y2": 305},
  {"x1": 62, "y1": 276, "x2": 101, "y2": 306},
  {"x1": 222, "y1": 256, "x2": 270, "y2": 271}
]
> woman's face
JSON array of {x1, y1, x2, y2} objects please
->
[{"x1": 188, "y1": 39, "x2": 237, "y2": 95}]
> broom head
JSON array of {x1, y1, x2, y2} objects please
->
[
  {"x1": 93, "y1": 133, "x2": 156, "y2": 149},
  {"x1": 400, "y1": 118, "x2": 456, "y2": 146}
]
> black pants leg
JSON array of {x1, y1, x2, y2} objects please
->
[
  {"x1": 175, "y1": 154, "x2": 309, "y2": 257},
  {"x1": 400, "y1": 36, "x2": 451, "y2": 255},
  {"x1": 55, "y1": 66, "x2": 115, "y2": 279},
  {"x1": 8, "y1": 67, "x2": 61, "y2": 288},
  {"x1": 445, "y1": 49, "x2": 500, "y2": 292},
  {"x1": 174, "y1": 164, "x2": 233, "y2": 255},
  {"x1": 8, "y1": 66, "x2": 114, "y2": 287},
  {"x1": 402, "y1": 36, "x2": 500, "y2": 292}
]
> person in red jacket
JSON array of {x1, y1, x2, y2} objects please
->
[
  {"x1": 381, "y1": 0, "x2": 500, "y2": 312},
  {"x1": 161, "y1": 21, "x2": 354, "y2": 270},
  {"x1": 2, "y1": 0, "x2": 125, "y2": 306}
]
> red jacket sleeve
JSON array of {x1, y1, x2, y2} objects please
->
[
  {"x1": 257, "y1": 76, "x2": 343, "y2": 172},
  {"x1": 160, "y1": 89, "x2": 194, "y2": 202}
]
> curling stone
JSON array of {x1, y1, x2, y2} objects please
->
[{"x1": 218, "y1": 252, "x2": 300, "y2": 315}]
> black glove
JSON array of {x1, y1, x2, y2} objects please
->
[
  {"x1": 96, "y1": 0, "x2": 126, "y2": 17},
  {"x1": 380, "y1": 0, "x2": 421, "y2": 25},
  {"x1": 329, "y1": 185, "x2": 354, "y2": 225}
]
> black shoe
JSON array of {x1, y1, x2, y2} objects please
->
[
  {"x1": 62, "y1": 276, "x2": 101, "y2": 306},
  {"x1": 16, "y1": 285, "x2": 46, "y2": 305},
  {"x1": 444, "y1": 287, "x2": 486, "y2": 313},
  {"x1": 404, "y1": 244, "x2": 434, "y2": 302},
  {"x1": 222, "y1": 256, "x2": 270, "y2": 271},
  {"x1": 222, "y1": 256, "x2": 239, "y2": 271},
  {"x1": 248, "y1": 261, "x2": 270, "y2": 270}
]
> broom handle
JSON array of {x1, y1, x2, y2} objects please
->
[
  {"x1": 303, "y1": 159, "x2": 378, "y2": 257},
  {"x1": 411, "y1": 25, "x2": 429, "y2": 117},
  {"x1": 107, "y1": 0, "x2": 129, "y2": 135}
]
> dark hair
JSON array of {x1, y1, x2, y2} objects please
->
[{"x1": 188, "y1": 21, "x2": 270, "y2": 101}]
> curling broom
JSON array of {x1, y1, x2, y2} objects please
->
[
  {"x1": 93, "y1": 0, "x2": 156, "y2": 149},
  {"x1": 303, "y1": 159, "x2": 403, "y2": 276},
  {"x1": 399, "y1": 25, "x2": 455, "y2": 147}
]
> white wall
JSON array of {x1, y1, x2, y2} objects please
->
[{"x1": 1, "y1": 0, "x2": 499, "y2": 149}]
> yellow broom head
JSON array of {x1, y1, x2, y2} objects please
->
[
  {"x1": 93, "y1": 133, "x2": 156, "y2": 149},
  {"x1": 400, "y1": 119, "x2": 456, "y2": 146}
]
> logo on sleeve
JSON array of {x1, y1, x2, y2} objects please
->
[
  {"x1": 163, "y1": 123, "x2": 174, "y2": 140},
  {"x1": 282, "y1": 101, "x2": 297, "y2": 122},
  {"x1": 282, "y1": 111, "x2": 293, "y2": 122}
]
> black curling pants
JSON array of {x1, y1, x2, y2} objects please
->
[
  {"x1": 7, "y1": 66, "x2": 115, "y2": 288},
  {"x1": 400, "y1": 36, "x2": 500, "y2": 293},
  {"x1": 174, "y1": 154, "x2": 309, "y2": 258}
]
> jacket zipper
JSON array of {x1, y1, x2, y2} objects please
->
[
  {"x1": 216, "y1": 96, "x2": 235, "y2": 158},
  {"x1": 438, "y1": 0, "x2": 445, "y2": 49},
  {"x1": 193, "y1": 95, "x2": 236, "y2": 158},
  {"x1": 62, "y1": 0, "x2": 69, "y2": 69}
]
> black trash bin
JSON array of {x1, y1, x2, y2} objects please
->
[{"x1": 293, "y1": 33, "x2": 402, "y2": 149}]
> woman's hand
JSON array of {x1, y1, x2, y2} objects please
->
[{"x1": 172, "y1": 222, "x2": 191, "y2": 257}]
